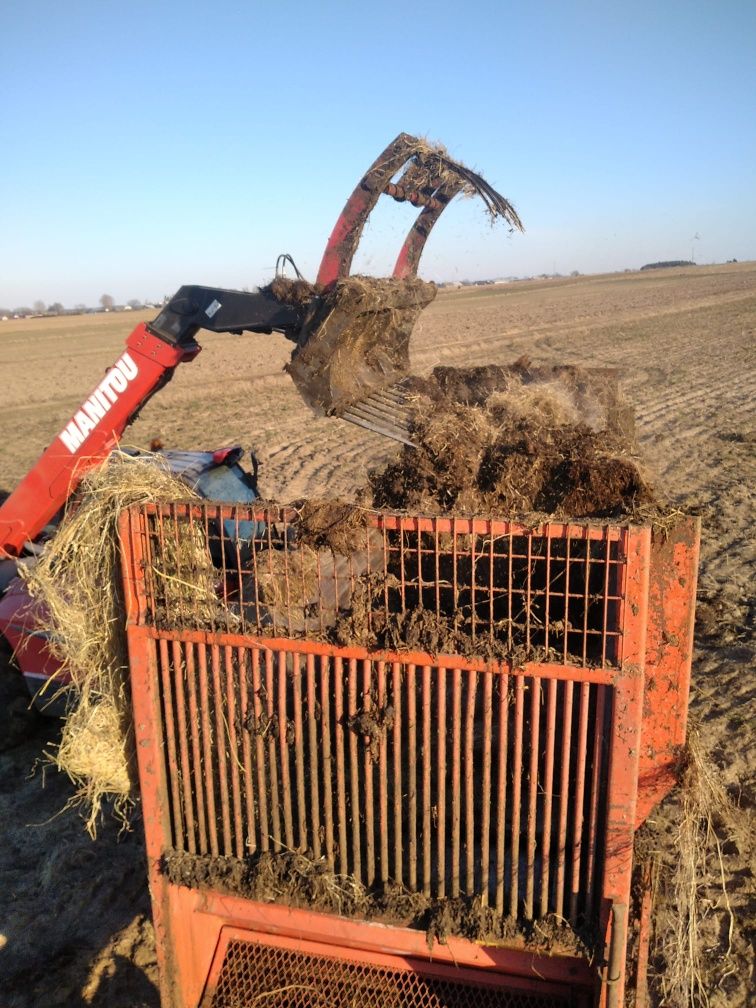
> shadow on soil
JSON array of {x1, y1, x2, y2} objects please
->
[{"x1": 0, "y1": 719, "x2": 159, "y2": 1007}]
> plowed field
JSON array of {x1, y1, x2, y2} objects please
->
[{"x1": 1, "y1": 262, "x2": 753, "y2": 1005}]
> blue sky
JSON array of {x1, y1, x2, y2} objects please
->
[{"x1": 1, "y1": 0, "x2": 754, "y2": 307}]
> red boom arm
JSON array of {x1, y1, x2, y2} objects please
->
[{"x1": 0, "y1": 324, "x2": 199, "y2": 558}]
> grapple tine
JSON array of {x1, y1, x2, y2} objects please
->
[
  {"x1": 341, "y1": 382, "x2": 416, "y2": 447},
  {"x1": 341, "y1": 410, "x2": 415, "y2": 447}
]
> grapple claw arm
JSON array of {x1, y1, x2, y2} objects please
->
[{"x1": 316, "y1": 133, "x2": 523, "y2": 286}]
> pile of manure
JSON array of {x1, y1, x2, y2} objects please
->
[
  {"x1": 371, "y1": 361, "x2": 654, "y2": 519},
  {"x1": 162, "y1": 847, "x2": 594, "y2": 957}
]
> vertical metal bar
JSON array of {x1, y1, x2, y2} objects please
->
[
  {"x1": 251, "y1": 648, "x2": 270, "y2": 852},
  {"x1": 392, "y1": 661, "x2": 403, "y2": 885},
  {"x1": 210, "y1": 646, "x2": 232, "y2": 856},
  {"x1": 422, "y1": 663, "x2": 432, "y2": 896},
  {"x1": 539, "y1": 677, "x2": 558, "y2": 917},
  {"x1": 277, "y1": 651, "x2": 295, "y2": 852},
  {"x1": 320, "y1": 654, "x2": 335, "y2": 868},
  {"x1": 600, "y1": 526, "x2": 651, "y2": 1007},
  {"x1": 186, "y1": 642, "x2": 210, "y2": 855},
  {"x1": 223, "y1": 646, "x2": 244, "y2": 858},
  {"x1": 134, "y1": 508, "x2": 156, "y2": 621},
  {"x1": 488, "y1": 530, "x2": 495, "y2": 644},
  {"x1": 171, "y1": 639, "x2": 196, "y2": 853},
  {"x1": 416, "y1": 524, "x2": 423, "y2": 612},
  {"x1": 507, "y1": 530, "x2": 514, "y2": 651},
  {"x1": 495, "y1": 670, "x2": 509, "y2": 914},
  {"x1": 602, "y1": 527, "x2": 612, "y2": 666},
  {"x1": 238, "y1": 647, "x2": 257, "y2": 854},
  {"x1": 363, "y1": 658, "x2": 376, "y2": 886},
  {"x1": 584, "y1": 686, "x2": 606, "y2": 917},
  {"x1": 464, "y1": 667, "x2": 477, "y2": 894},
  {"x1": 168, "y1": 504, "x2": 187, "y2": 626},
  {"x1": 434, "y1": 522, "x2": 441, "y2": 620},
  {"x1": 377, "y1": 660, "x2": 389, "y2": 882},
  {"x1": 398, "y1": 526, "x2": 406, "y2": 611},
  {"x1": 509, "y1": 675, "x2": 525, "y2": 917},
  {"x1": 582, "y1": 532, "x2": 591, "y2": 665},
  {"x1": 265, "y1": 649, "x2": 282, "y2": 850},
  {"x1": 407, "y1": 662, "x2": 418, "y2": 892},
  {"x1": 606, "y1": 903, "x2": 629, "y2": 1008},
  {"x1": 334, "y1": 656, "x2": 348, "y2": 876},
  {"x1": 570, "y1": 681, "x2": 591, "y2": 923},
  {"x1": 264, "y1": 519, "x2": 278, "y2": 636},
  {"x1": 158, "y1": 637, "x2": 183, "y2": 848},
  {"x1": 121, "y1": 622, "x2": 176, "y2": 1008},
  {"x1": 306, "y1": 652, "x2": 321, "y2": 859},
  {"x1": 348, "y1": 659, "x2": 362, "y2": 883},
  {"x1": 563, "y1": 534, "x2": 572, "y2": 663},
  {"x1": 233, "y1": 511, "x2": 246, "y2": 630},
  {"x1": 436, "y1": 664, "x2": 447, "y2": 898},
  {"x1": 480, "y1": 667, "x2": 493, "y2": 906},
  {"x1": 451, "y1": 667, "x2": 462, "y2": 897},
  {"x1": 215, "y1": 506, "x2": 229, "y2": 630},
  {"x1": 292, "y1": 653, "x2": 307, "y2": 852},
  {"x1": 555, "y1": 679, "x2": 575, "y2": 917},
  {"x1": 524, "y1": 674, "x2": 541, "y2": 919},
  {"x1": 382, "y1": 522, "x2": 390, "y2": 624},
  {"x1": 197, "y1": 644, "x2": 219, "y2": 857}
]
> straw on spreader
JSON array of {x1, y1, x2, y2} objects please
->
[{"x1": 21, "y1": 450, "x2": 209, "y2": 835}]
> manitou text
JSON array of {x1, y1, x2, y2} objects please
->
[{"x1": 58, "y1": 352, "x2": 140, "y2": 453}]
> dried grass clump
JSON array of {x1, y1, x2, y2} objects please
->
[
  {"x1": 392, "y1": 137, "x2": 524, "y2": 230},
  {"x1": 21, "y1": 451, "x2": 203, "y2": 835},
  {"x1": 656, "y1": 729, "x2": 743, "y2": 1008}
]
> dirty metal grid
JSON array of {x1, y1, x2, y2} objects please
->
[
  {"x1": 155, "y1": 641, "x2": 611, "y2": 927},
  {"x1": 208, "y1": 937, "x2": 574, "y2": 1008},
  {"x1": 135, "y1": 504, "x2": 627, "y2": 667}
]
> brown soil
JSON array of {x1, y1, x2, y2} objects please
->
[
  {"x1": 372, "y1": 362, "x2": 654, "y2": 519},
  {"x1": 161, "y1": 848, "x2": 593, "y2": 957},
  {"x1": 1, "y1": 264, "x2": 753, "y2": 1007}
]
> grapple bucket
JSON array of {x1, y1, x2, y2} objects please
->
[
  {"x1": 286, "y1": 275, "x2": 436, "y2": 423},
  {"x1": 284, "y1": 134, "x2": 523, "y2": 441}
]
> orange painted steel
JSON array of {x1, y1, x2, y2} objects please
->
[{"x1": 118, "y1": 503, "x2": 699, "y2": 1008}]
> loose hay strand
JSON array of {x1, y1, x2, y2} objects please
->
[
  {"x1": 656, "y1": 728, "x2": 740, "y2": 1008},
  {"x1": 21, "y1": 450, "x2": 205, "y2": 836}
]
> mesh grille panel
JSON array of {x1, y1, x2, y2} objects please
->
[
  {"x1": 135, "y1": 506, "x2": 626, "y2": 668},
  {"x1": 209, "y1": 937, "x2": 574, "y2": 1008},
  {"x1": 158, "y1": 643, "x2": 610, "y2": 927}
]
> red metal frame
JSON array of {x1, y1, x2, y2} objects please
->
[
  {"x1": 317, "y1": 133, "x2": 464, "y2": 286},
  {"x1": 0, "y1": 325, "x2": 198, "y2": 557},
  {"x1": 118, "y1": 505, "x2": 699, "y2": 1008}
]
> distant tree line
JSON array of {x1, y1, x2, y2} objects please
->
[
  {"x1": 640, "y1": 261, "x2": 695, "y2": 271},
  {"x1": 1, "y1": 294, "x2": 159, "y2": 319}
]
